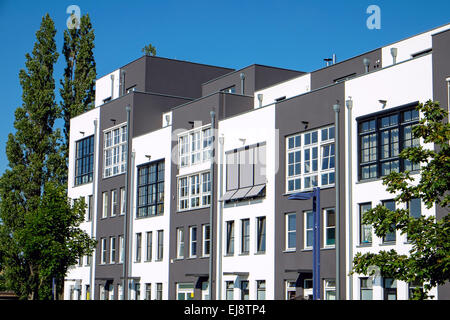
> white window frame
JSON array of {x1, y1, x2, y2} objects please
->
[
  {"x1": 202, "y1": 224, "x2": 210, "y2": 257},
  {"x1": 135, "y1": 233, "x2": 142, "y2": 262},
  {"x1": 241, "y1": 218, "x2": 250, "y2": 254},
  {"x1": 285, "y1": 213, "x2": 296, "y2": 251},
  {"x1": 103, "y1": 123, "x2": 127, "y2": 178},
  {"x1": 304, "y1": 211, "x2": 314, "y2": 250},
  {"x1": 156, "y1": 230, "x2": 164, "y2": 261},
  {"x1": 120, "y1": 187, "x2": 126, "y2": 215},
  {"x1": 323, "y1": 208, "x2": 336, "y2": 248},
  {"x1": 324, "y1": 279, "x2": 336, "y2": 300},
  {"x1": 286, "y1": 125, "x2": 335, "y2": 193},
  {"x1": 178, "y1": 125, "x2": 212, "y2": 168},
  {"x1": 119, "y1": 235, "x2": 124, "y2": 263},
  {"x1": 189, "y1": 226, "x2": 197, "y2": 258},
  {"x1": 178, "y1": 171, "x2": 211, "y2": 211},
  {"x1": 102, "y1": 192, "x2": 108, "y2": 218},
  {"x1": 176, "y1": 227, "x2": 185, "y2": 259},
  {"x1": 111, "y1": 189, "x2": 117, "y2": 217},
  {"x1": 145, "y1": 231, "x2": 152, "y2": 262},
  {"x1": 101, "y1": 238, "x2": 107, "y2": 264},
  {"x1": 110, "y1": 236, "x2": 116, "y2": 264}
]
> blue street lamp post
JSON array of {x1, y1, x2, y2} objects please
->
[{"x1": 288, "y1": 187, "x2": 321, "y2": 300}]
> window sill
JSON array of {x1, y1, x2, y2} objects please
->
[
  {"x1": 357, "y1": 171, "x2": 420, "y2": 184},
  {"x1": 322, "y1": 246, "x2": 336, "y2": 250},
  {"x1": 224, "y1": 254, "x2": 234, "y2": 257},
  {"x1": 136, "y1": 214, "x2": 164, "y2": 220},
  {"x1": 254, "y1": 251, "x2": 266, "y2": 255},
  {"x1": 238, "y1": 253, "x2": 250, "y2": 256},
  {"x1": 200, "y1": 255, "x2": 210, "y2": 259},
  {"x1": 356, "y1": 243, "x2": 372, "y2": 248},
  {"x1": 154, "y1": 259, "x2": 163, "y2": 262},
  {"x1": 177, "y1": 206, "x2": 210, "y2": 214},
  {"x1": 284, "y1": 184, "x2": 334, "y2": 195},
  {"x1": 379, "y1": 241, "x2": 396, "y2": 246},
  {"x1": 283, "y1": 249, "x2": 296, "y2": 253}
]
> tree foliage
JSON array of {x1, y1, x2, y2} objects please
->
[
  {"x1": 351, "y1": 100, "x2": 450, "y2": 300},
  {"x1": 142, "y1": 43, "x2": 157, "y2": 56},
  {"x1": 0, "y1": 14, "x2": 96, "y2": 300}
]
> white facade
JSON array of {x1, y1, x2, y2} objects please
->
[
  {"x1": 95, "y1": 69, "x2": 121, "y2": 107},
  {"x1": 64, "y1": 107, "x2": 100, "y2": 300},
  {"x1": 345, "y1": 54, "x2": 437, "y2": 300},
  {"x1": 129, "y1": 126, "x2": 173, "y2": 300},
  {"x1": 217, "y1": 105, "x2": 277, "y2": 300}
]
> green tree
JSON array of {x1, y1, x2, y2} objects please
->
[
  {"x1": 142, "y1": 43, "x2": 157, "y2": 56},
  {"x1": 60, "y1": 13, "x2": 96, "y2": 174},
  {"x1": 351, "y1": 100, "x2": 450, "y2": 300},
  {"x1": 0, "y1": 14, "x2": 96, "y2": 300}
]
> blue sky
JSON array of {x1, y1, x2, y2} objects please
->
[{"x1": 0, "y1": 0, "x2": 449, "y2": 173}]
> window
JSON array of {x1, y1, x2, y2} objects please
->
[
  {"x1": 240, "y1": 281, "x2": 249, "y2": 300},
  {"x1": 178, "y1": 172, "x2": 211, "y2": 211},
  {"x1": 226, "y1": 221, "x2": 235, "y2": 255},
  {"x1": 176, "y1": 227, "x2": 185, "y2": 259},
  {"x1": 285, "y1": 281, "x2": 297, "y2": 300},
  {"x1": 178, "y1": 125, "x2": 213, "y2": 168},
  {"x1": 75, "y1": 135, "x2": 94, "y2": 186},
  {"x1": 201, "y1": 281, "x2": 210, "y2": 300},
  {"x1": 104, "y1": 124, "x2": 127, "y2": 178},
  {"x1": 145, "y1": 284, "x2": 152, "y2": 300},
  {"x1": 177, "y1": 283, "x2": 194, "y2": 300},
  {"x1": 118, "y1": 284, "x2": 123, "y2": 300},
  {"x1": 137, "y1": 160, "x2": 164, "y2": 217},
  {"x1": 256, "y1": 217, "x2": 266, "y2": 253},
  {"x1": 221, "y1": 86, "x2": 236, "y2": 93},
  {"x1": 324, "y1": 279, "x2": 336, "y2": 300},
  {"x1": 87, "y1": 195, "x2": 93, "y2": 221},
  {"x1": 286, "y1": 126, "x2": 335, "y2": 192},
  {"x1": 86, "y1": 253, "x2": 91, "y2": 266},
  {"x1": 226, "y1": 281, "x2": 234, "y2": 300},
  {"x1": 358, "y1": 105, "x2": 420, "y2": 180},
  {"x1": 157, "y1": 230, "x2": 164, "y2": 260},
  {"x1": 408, "y1": 280, "x2": 423, "y2": 299},
  {"x1": 360, "y1": 278, "x2": 373, "y2": 300},
  {"x1": 119, "y1": 235, "x2": 124, "y2": 263},
  {"x1": 383, "y1": 278, "x2": 397, "y2": 300},
  {"x1": 202, "y1": 225, "x2": 210, "y2": 257},
  {"x1": 110, "y1": 237, "x2": 116, "y2": 264},
  {"x1": 189, "y1": 226, "x2": 197, "y2": 258},
  {"x1": 101, "y1": 238, "x2": 107, "y2": 264},
  {"x1": 222, "y1": 143, "x2": 266, "y2": 202},
  {"x1": 241, "y1": 219, "x2": 250, "y2": 254},
  {"x1": 324, "y1": 208, "x2": 335, "y2": 247},
  {"x1": 156, "y1": 283, "x2": 163, "y2": 300},
  {"x1": 145, "y1": 231, "x2": 152, "y2": 262},
  {"x1": 120, "y1": 188, "x2": 126, "y2": 215},
  {"x1": 409, "y1": 198, "x2": 421, "y2": 219},
  {"x1": 359, "y1": 203, "x2": 372, "y2": 244},
  {"x1": 256, "y1": 280, "x2": 266, "y2": 300},
  {"x1": 304, "y1": 211, "x2": 314, "y2": 249},
  {"x1": 286, "y1": 213, "x2": 296, "y2": 251},
  {"x1": 111, "y1": 189, "x2": 117, "y2": 217},
  {"x1": 382, "y1": 200, "x2": 396, "y2": 243},
  {"x1": 102, "y1": 192, "x2": 108, "y2": 218},
  {"x1": 135, "y1": 233, "x2": 142, "y2": 262},
  {"x1": 134, "y1": 282, "x2": 140, "y2": 300}
]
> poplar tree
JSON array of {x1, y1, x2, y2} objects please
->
[
  {"x1": 60, "y1": 13, "x2": 96, "y2": 172},
  {"x1": 0, "y1": 14, "x2": 95, "y2": 300}
]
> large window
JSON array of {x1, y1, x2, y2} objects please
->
[
  {"x1": 75, "y1": 135, "x2": 94, "y2": 185},
  {"x1": 137, "y1": 160, "x2": 164, "y2": 217},
  {"x1": 104, "y1": 124, "x2": 127, "y2": 178},
  {"x1": 286, "y1": 126, "x2": 335, "y2": 192},
  {"x1": 222, "y1": 142, "x2": 266, "y2": 202},
  {"x1": 178, "y1": 171, "x2": 210, "y2": 211},
  {"x1": 358, "y1": 105, "x2": 420, "y2": 181},
  {"x1": 178, "y1": 125, "x2": 213, "y2": 168}
]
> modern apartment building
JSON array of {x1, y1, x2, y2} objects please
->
[{"x1": 64, "y1": 23, "x2": 450, "y2": 300}]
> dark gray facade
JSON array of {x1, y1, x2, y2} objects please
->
[{"x1": 274, "y1": 82, "x2": 346, "y2": 300}]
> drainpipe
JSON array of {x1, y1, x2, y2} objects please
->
[
  {"x1": 209, "y1": 110, "x2": 216, "y2": 300},
  {"x1": 333, "y1": 102, "x2": 341, "y2": 300},
  {"x1": 123, "y1": 104, "x2": 131, "y2": 299},
  {"x1": 240, "y1": 73, "x2": 245, "y2": 95},
  {"x1": 217, "y1": 135, "x2": 224, "y2": 300},
  {"x1": 345, "y1": 98, "x2": 353, "y2": 300},
  {"x1": 89, "y1": 119, "x2": 98, "y2": 300},
  {"x1": 446, "y1": 77, "x2": 450, "y2": 124}
]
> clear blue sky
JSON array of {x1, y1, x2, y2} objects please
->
[{"x1": 0, "y1": 0, "x2": 449, "y2": 174}]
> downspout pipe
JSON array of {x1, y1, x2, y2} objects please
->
[
  {"x1": 346, "y1": 98, "x2": 353, "y2": 300},
  {"x1": 217, "y1": 135, "x2": 224, "y2": 299},
  {"x1": 240, "y1": 73, "x2": 245, "y2": 95},
  {"x1": 89, "y1": 119, "x2": 98, "y2": 300},
  {"x1": 209, "y1": 110, "x2": 216, "y2": 300},
  {"x1": 123, "y1": 104, "x2": 131, "y2": 299},
  {"x1": 333, "y1": 102, "x2": 341, "y2": 300}
]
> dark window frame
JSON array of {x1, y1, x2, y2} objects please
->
[
  {"x1": 136, "y1": 159, "x2": 165, "y2": 218},
  {"x1": 75, "y1": 135, "x2": 94, "y2": 186},
  {"x1": 357, "y1": 103, "x2": 420, "y2": 181}
]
